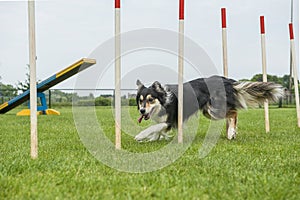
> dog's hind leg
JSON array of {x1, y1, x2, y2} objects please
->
[{"x1": 226, "y1": 110, "x2": 238, "y2": 140}]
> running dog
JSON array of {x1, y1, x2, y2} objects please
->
[{"x1": 135, "y1": 75, "x2": 284, "y2": 142}]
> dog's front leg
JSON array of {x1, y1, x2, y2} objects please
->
[{"x1": 135, "y1": 123, "x2": 169, "y2": 142}]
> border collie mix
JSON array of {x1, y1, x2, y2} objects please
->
[{"x1": 135, "y1": 76, "x2": 283, "y2": 142}]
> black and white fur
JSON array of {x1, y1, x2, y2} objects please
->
[{"x1": 135, "y1": 75, "x2": 284, "y2": 142}]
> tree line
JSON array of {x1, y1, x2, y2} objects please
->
[
  {"x1": 0, "y1": 74, "x2": 297, "y2": 106},
  {"x1": 239, "y1": 74, "x2": 292, "y2": 90}
]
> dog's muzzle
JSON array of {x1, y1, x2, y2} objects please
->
[{"x1": 138, "y1": 108, "x2": 150, "y2": 123}]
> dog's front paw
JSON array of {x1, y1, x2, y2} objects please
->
[
  {"x1": 134, "y1": 130, "x2": 154, "y2": 142},
  {"x1": 134, "y1": 133, "x2": 146, "y2": 142},
  {"x1": 135, "y1": 123, "x2": 169, "y2": 142},
  {"x1": 135, "y1": 132, "x2": 160, "y2": 142},
  {"x1": 227, "y1": 128, "x2": 236, "y2": 140}
]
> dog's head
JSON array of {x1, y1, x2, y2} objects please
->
[{"x1": 136, "y1": 80, "x2": 167, "y2": 123}]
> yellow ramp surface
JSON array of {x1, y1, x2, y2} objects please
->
[{"x1": 17, "y1": 109, "x2": 60, "y2": 116}]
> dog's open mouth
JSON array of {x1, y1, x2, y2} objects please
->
[
  {"x1": 138, "y1": 113, "x2": 150, "y2": 123},
  {"x1": 138, "y1": 106, "x2": 158, "y2": 123}
]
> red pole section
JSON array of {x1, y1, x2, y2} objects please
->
[
  {"x1": 221, "y1": 8, "x2": 226, "y2": 28},
  {"x1": 289, "y1": 22, "x2": 300, "y2": 127},
  {"x1": 289, "y1": 23, "x2": 294, "y2": 40},
  {"x1": 179, "y1": 0, "x2": 184, "y2": 20},
  {"x1": 221, "y1": 7, "x2": 228, "y2": 78},
  {"x1": 260, "y1": 16, "x2": 265, "y2": 34},
  {"x1": 115, "y1": 0, "x2": 120, "y2": 8}
]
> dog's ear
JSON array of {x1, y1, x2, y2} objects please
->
[
  {"x1": 151, "y1": 81, "x2": 165, "y2": 93},
  {"x1": 151, "y1": 81, "x2": 166, "y2": 104},
  {"x1": 136, "y1": 79, "x2": 144, "y2": 91}
]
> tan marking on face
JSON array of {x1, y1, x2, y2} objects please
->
[
  {"x1": 141, "y1": 95, "x2": 157, "y2": 112},
  {"x1": 139, "y1": 95, "x2": 144, "y2": 107},
  {"x1": 145, "y1": 102, "x2": 151, "y2": 109},
  {"x1": 146, "y1": 95, "x2": 155, "y2": 104}
]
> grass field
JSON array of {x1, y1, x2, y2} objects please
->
[{"x1": 0, "y1": 106, "x2": 299, "y2": 199}]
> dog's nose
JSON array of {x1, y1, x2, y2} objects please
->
[{"x1": 140, "y1": 108, "x2": 146, "y2": 114}]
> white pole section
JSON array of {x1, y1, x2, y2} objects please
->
[
  {"x1": 178, "y1": 0, "x2": 184, "y2": 143},
  {"x1": 28, "y1": 0, "x2": 38, "y2": 159},
  {"x1": 221, "y1": 8, "x2": 228, "y2": 78},
  {"x1": 115, "y1": 0, "x2": 121, "y2": 149},
  {"x1": 260, "y1": 16, "x2": 270, "y2": 133},
  {"x1": 289, "y1": 23, "x2": 300, "y2": 127}
]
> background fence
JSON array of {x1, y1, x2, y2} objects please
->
[
  {"x1": 0, "y1": 88, "x2": 296, "y2": 108},
  {"x1": 0, "y1": 89, "x2": 137, "y2": 107}
]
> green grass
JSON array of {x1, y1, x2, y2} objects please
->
[{"x1": 0, "y1": 107, "x2": 299, "y2": 199}]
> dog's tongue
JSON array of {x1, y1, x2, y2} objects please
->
[{"x1": 138, "y1": 115, "x2": 144, "y2": 123}]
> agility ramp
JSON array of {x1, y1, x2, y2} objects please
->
[{"x1": 0, "y1": 58, "x2": 96, "y2": 115}]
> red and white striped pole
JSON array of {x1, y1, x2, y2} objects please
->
[
  {"x1": 289, "y1": 23, "x2": 300, "y2": 127},
  {"x1": 115, "y1": 0, "x2": 121, "y2": 149},
  {"x1": 260, "y1": 16, "x2": 270, "y2": 133},
  {"x1": 221, "y1": 8, "x2": 228, "y2": 78},
  {"x1": 178, "y1": 0, "x2": 184, "y2": 143}
]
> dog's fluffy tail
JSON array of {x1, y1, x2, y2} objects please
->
[{"x1": 233, "y1": 82, "x2": 284, "y2": 109}]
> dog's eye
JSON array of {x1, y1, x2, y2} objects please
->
[{"x1": 148, "y1": 98, "x2": 154, "y2": 103}]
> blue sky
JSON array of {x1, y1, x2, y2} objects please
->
[{"x1": 0, "y1": 0, "x2": 298, "y2": 89}]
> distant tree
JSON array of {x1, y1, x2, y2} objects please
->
[
  {"x1": 95, "y1": 96, "x2": 112, "y2": 106},
  {"x1": 250, "y1": 74, "x2": 281, "y2": 83},
  {"x1": 249, "y1": 74, "x2": 290, "y2": 86},
  {"x1": 16, "y1": 64, "x2": 40, "y2": 92},
  {"x1": 101, "y1": 94, "x2": 113, "y2": 98},
  {"x1": 50, "y1": 90, "x2": 74, "y2": 102},
  {"x1": 249, "y1": 74, "x2": 263, "y2": 82},
  {"x1": 239, "y1": 74, "x2": 295, "y2": 90},
  {"x1": 16, "y1": 64, "x2": 30, "y2": 92},
  {"x1": 281, "y1": 75, "x2": 290, "y2": 89},
  {"x1": 0, "y1": 83, "x2": 18, "y2": 97},
  {"x1": 238, "y1": 78, "x2": 250, "y2": 82},
  {"x1": 0, "y1": 75, "x2": 17, "y2": 98},
  {"x1": 89, "y1": 93, "x2": 94, "y2": 99}
]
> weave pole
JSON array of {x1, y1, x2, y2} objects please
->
[
  {"x1": 260, "y1": 16, "x2": 270, "y2": 133},
  {"x1": 221, "y1": 8, "x2": 228, "y2": 77},
  {"x1": 289, "y1": 23, "x2": 300, "y2": 127},
  {"x1": 115, "y1": 0, "x2": 121, "y2": 149},
  {"x1": 28, "y1": 0, "x2": 38, "y2": 159},
  {"x1": 178, "y1": 0, "x2": 184, "y2": 143}
]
